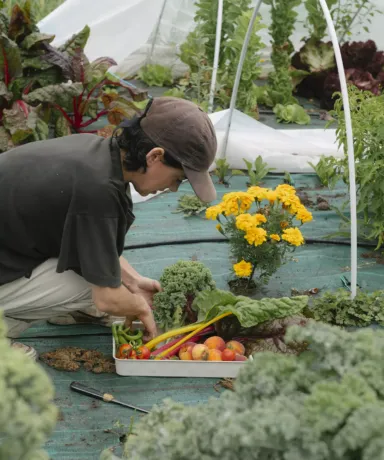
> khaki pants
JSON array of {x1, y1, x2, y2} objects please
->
[{"x1": 0, "y1": 259, "x2": 107, "y2": 338}]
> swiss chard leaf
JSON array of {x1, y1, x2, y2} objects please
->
[
  {"x1": 42, "y1": 45, "x2": 73, "y2": 80},
  {"x1": 193, "y1": 289, "x2": 308, "y2": 327},
  {"x1": 55, "y1": 114, "x2": 72, "y2": 137},
  {"x1": 0, "y1": 34, "x2": 22, "y2": 84},
  {"x1": 8, "y1": 2, "x2": 36, "y2": 44},
  {"x1": 0, "y1": 126, "x2": 11, "y2": 152},
  {"x1": 58, "y1": 25, "x2": 90, "y2": 56},
  {"x1": 23, "y1": 82, "x2": 83, "y2": 111},
  {"x1": 70, "y1": 48, "x2": 91, "y2": 84},
  {"x1": 20, "y1": 32, "x2": 54, "y2": 50},
  {"x1": 3, "y1": 101, "x2": 35, "y2": 144}
]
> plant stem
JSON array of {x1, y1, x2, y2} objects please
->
[
  {"x1": 2, "y1": 44, "x2": 10, "y2": 87},
  {"x1": 247, "y1": 263, "x2": 257, "y2": 289},
  {"x1": 53, "y1": 104, "x2": 74, "y2": 127},
  {"x1": 79, "y1": 109, "x2": 108, "y2": 129}
]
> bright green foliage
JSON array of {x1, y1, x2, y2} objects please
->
[
  {"x1": 113, "y1": 321, "x2": 384, "y2": 460},
  {"x1": 311, "y1": 289, "x2": 384, "y2": 327},
  {"x1": 153, "y1": 261, "x2": 216, "y2": 330},
  {"x1": 173, "y1": 195, "x2": 210, "y2": 217},
  {"x1": 178, "y1": 3, "x2": 265, "y2": 116},
  {"x1": 0, "y1": 312, "x2": 58, "y2": 459},
  {"x1": 320, "y1": 86, "x2": 384, "y2": 247},
  {"x1": 265, "y1": 0, "x2": 300, "y2": 106},
  {"x1": 193, "y1": 289, "x2": 308, "y2": 326},
  {"x1": 309, "y1": 155, "x2": 343, "y2": 189},
  {"x1": 213, "y1": 158, "x2": 244, "y2": 185},
  {"x1": 274, "y1": 103, "x2": 311, "y2": 125},
  {"x1": 243, "y1": 155, "x2": 275, "y2": 186},
  {"x1": 304, "y1": 0, "x2": 338, "y2": 42},
  {"x1": 137, "y1": 64, "x2": 173, "y2": 87}
]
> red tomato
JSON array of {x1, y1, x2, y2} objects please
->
[
  {"x1": 118, "y1": 344, "x2": 132, "y2": 359},
  {"x1": 137, "y1": 346, "x2": 151, "y2": 360},
  {"x1": 130, "y1": 350, "x2": 137, "y2": 360},
  {"x1": 222, "y1": 348, "x2": 236, "y2": 361}
]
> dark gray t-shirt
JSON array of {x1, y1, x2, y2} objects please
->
[{"x1": 0, "y1": 134, "x2": 134, "y2": 288}]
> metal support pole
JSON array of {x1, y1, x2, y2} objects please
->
[
  {"x1": 318, "y1": 0, "x2": 357, "y2": 298},
  {"x1": 208, "y1": 0, "x2": 224, "y2": 113},
  {"x1": 148, "y1": 0, "x2": 168, "y2": 62},
  {"x1": 220, "y1": 0, "x2": 263, "y2": 159}
]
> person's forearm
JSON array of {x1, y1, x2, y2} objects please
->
[{"x1": 119, "y1": 256, "x2": 140, "y2": 287}]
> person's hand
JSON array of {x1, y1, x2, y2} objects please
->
[
  {"x1": 124, "y1": 294, "x2": 157, "y2": 342},
  {"x1": 127, "y1": 276, "x2": 162, "y2": 308}
]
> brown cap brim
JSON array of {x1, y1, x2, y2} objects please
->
[{"x1": 183, "y1": 166, "x2": 216, "y2": 203}]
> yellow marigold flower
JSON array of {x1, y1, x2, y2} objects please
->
[
  {"x1": 222, "y1": 192, "x2": 254, "y2": 216},
  {"x1": 245, "y1": 227, "x2": 267, "y2": 246},
  {"x1": 280, "y1": 221, "x2": 289, "y2": 229},
  {"x1": 206, "y1": 204, "x2": 223, "y2": 220},
  {"x1": 265, "y1": 190, "x2": 278, "y2": 203},
  {"x1": 270, "y1": 234, "x2": 281, "y2": 241},
  {"x1": 281, "y1": 195, "x2": 301, "y2": 213},
  {"x1": 282, "y1": 228, "x2": 305, "y2": 246},
  {"x1": 254, "y1": 213, "x2": 267, "y2": 225},
  {"x1": 295, "y1": 205, "x2": 313, "y2": 223},
  {"x1": 275, "y1": 184, "x2": 296, "y2": 197},
  {"x1": 247, "y1": 186, "x2": 269, "y2": 201},
  {"x1": 233, "y1": 260, "x2": 253, "y2": 278},
  {"x1": 236, "y1": 213, "x2": 255, "y2": 231},
  {"x1": 216, "y1": 224, "x2": 222, "y2": 232}
]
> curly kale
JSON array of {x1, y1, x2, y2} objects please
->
[
  {"x1": 113, "y1": 321, "x2": 384, "y2": 460},
  {"x1": 311, "y1": 289, "x2": 384, "y2": 327},
  {"x1": 153, "y1": 261, "x2": 216, "y2": 330},
  {"x1": 0, "y1": 313, "x2": 58, "y2": 460}
]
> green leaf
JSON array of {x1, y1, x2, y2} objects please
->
[
  {"x1": 58, "y1": 25, "x2": 90, "y2": 56},
  {"x1": 55, "y1": 114, "x2": 71, "y2": 137},
  {"x1": 41, "y1": 45, "x2": 72, "y2": 80},
  {"x1": 0, "y1": 34, "x2": 22, "y2": 83},
  {"x1": 90, "y1": 56, "x2": 117, "y2": 78},
  {"x1": 20, "y1": 32, "x2": 55, "y2": 50},
  {"x1": 0, "y1": 81, "x2": 13, "y2": 104},
  {"x1": 0, "y1": 126, "x2": 11, "y2": 152},
  {"x1": 300, "y1": 41, "x2": 336, "y2": 73},
  {"x1": 70, "y1": 48, "x2": 91, "y2": 84},
  {"x1": 274, "y1": 103, "x2": 311, "y2": 125},
  {"x1": 231, "y1": 169, "x2": 245, "y2": 176},
  {"x1": 8, "y1": 3, "x2": 36, "y2": 43},
  {"x1": 23, "y1": 82, "x2": 83, "y2": 111},
  {"x1": 193, "y1": 289, "x2": 309, "y2": 327},
  {"x1": 22, "y1": 56, "x2": 53, "y2": 71},
  {"x1": 33, "y1": 117, "x2": 49, "y2": 141},
  {"x1": 3, "y1": 101, "x2": 36, "y2": 144},
  {"x1": 137, "y1": 64, "x2": 173, "y2": 87}
]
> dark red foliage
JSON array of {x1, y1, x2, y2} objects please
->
[
  {"x1": 341, "y1": 40, "x2": 377, "y2": 69},
  {"x1": 367, "y1": 51, "x2": 384, "y2": 76}
]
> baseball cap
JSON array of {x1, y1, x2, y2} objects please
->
[{"x1": 139, "y1": 97, "x2": 217, "y2": 202}]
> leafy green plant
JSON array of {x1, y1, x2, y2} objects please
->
[
  {"x1": 0, "y1": 312, "x2": 58, "y2": 459},
  {"x1": 152, "y1": 261, "x2": 216, "y2": 330},
  {"x1": 23, "y1": 27, "x2": 148, "y2": 136},
  {"x1": 243, "y1": 156, "x2": 275, "y2": 186},
  {"x1": 116, "y1": 321, "x2": 384, "y2": 460},
  {"x1": 7, "y1": 0, "x2": 64, "y2": 22},
  {"x1": 322, "y1": 86, "x2": 384, "y2": 247},
  {"x1": 265, "y1": 0, "x2": 300, "y2": 106},
  {"x1": 137, "y1": 64, "x2": 173, "y2": 87},
  {"x1": 311, "y1": 288, "x2": 384, "y2": 327},
  {"x1": 178, "y1": 2, "x2": 265, "y2": 116},
  {"x1": 273, "y1": 103, "x2": 311, "y2": 125},
  {"x1": 173, "y1": 194, "x2": 210, "y2": 217},
  {"x1": 308, "y1": 155, "x2": 343, "y2": 189},
  {"x1": 283, "y1": 171, "x2": 294, "y2": 185},
  {"x1": 213, "y1": 158, "x2": 244, "y2": 186},
  {"x1": 304, "y1": 0, "x2": 338, "y2": 42}
]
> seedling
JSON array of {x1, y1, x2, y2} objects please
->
[
  {"x1": 213, "y1": 159, "x2": 244, "y2": 186},
  {"x1": 243, "y1": 156, "x2": 275, "y2": 186}
]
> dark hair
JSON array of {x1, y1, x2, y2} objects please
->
[{"x1": 114, "y1": 118, "x2": 183, "y2": 172}]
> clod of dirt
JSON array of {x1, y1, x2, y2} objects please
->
[
  {"x1": 297, "y1": 191, "x2": 314, "y2": 208},
  {"x1": 317, "y1": 201, "x2": 330, "y2": 211},
  {"x1": 317, "y1": 196, "x2": 327, "y2": 203},
  {"x1": 361, "y1": 251, "x2": 384, "y2": 265},
  {"x1": 40, "y1": 347, "x2": 116, "y2": 374}
]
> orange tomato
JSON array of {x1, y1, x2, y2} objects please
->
[
  {"x1": 118, "y1": 344, "x2": 132, "y2": 359},
  {"x1": 137, "y1": 346, "x2": 151, "y2": 360},
  {"x1": 222, "y1": 348, "x2": 236, "y2": 361}
]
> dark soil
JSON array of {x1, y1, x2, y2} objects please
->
[
  {"x1": 361, "y1": 251, "x2": 384, "y2": 265},
  {"x1": 228, "y1": 278, "x2": 258, "y2": 296},
  {"x1": 297, "y1": 191, "x2": 315, "y2": 208},
  {"x1": 40, "y1": 347, "x2": 115, "y2": 373}
]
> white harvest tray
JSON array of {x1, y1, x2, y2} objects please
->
[{"x1": 112, "y1": 321, "x2": 247, "y2": 378}]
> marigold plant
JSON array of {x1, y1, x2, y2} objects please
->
[{"x1": 206, "y1": 184, "x2": 312, "y2": 288}]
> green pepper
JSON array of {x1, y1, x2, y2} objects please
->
[
  {"x1": 111, "y1": 324, "x2": 119, "y2": 344},
  {"x1": 117, "y1": 333, "x2": 128, "y2": 344},
  {"x1": 120, "y1": 330, "x2": 143, "y2": 342}
]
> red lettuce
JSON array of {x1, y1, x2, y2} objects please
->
[
  {"x1": 341, "y1": 40, "x2": 377, "y2": 70},
  {"x1": 367, "y1": 51, "x2": 384, "y2": 76}
]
